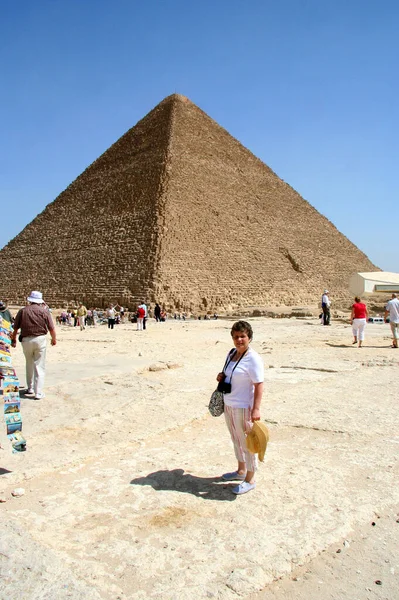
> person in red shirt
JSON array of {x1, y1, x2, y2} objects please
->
[
  {"x1": 136, "y1": 305, "x2": 145, "y2": 331},
  {"x1": 350, "y1": 296, "x2": 368, "y2": 347}
]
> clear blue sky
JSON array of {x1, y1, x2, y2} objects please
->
[{"x1": 1, "y1": 0, "x2": 398, "y2": 271}]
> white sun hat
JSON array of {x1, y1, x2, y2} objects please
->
[{"x1": 27, "y1": 291, "x2": 44, "y2": 304}]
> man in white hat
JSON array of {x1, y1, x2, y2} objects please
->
[
  {"x1": 11, "y1": 291, "x2": 56, "y2": 400},
  {"x1": 321, "y1": 289, "x2": 331, "y2": 326}
]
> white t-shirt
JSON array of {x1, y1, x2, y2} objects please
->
[
  {"x1": 223, "y1": 347, "x2": 264, "y2": 409},
  {"x1": 386, "y1": 298, "x2": 399, "y2": 323},
  {"x1": 322, "y1": 294, "x2": 330, "y2": 307}
]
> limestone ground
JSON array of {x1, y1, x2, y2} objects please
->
[{"x1": 1, "y1": 317, "x2": 398, "y2": 599}]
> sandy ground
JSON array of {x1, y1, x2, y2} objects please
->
[{"x1": 1, "y1": 316, "x2": 399, "y2": 600}]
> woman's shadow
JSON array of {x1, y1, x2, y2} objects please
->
[{"x1": 130, "y1": 469, "x2": 236, "y2": 502}]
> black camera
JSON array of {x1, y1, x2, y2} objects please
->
[{"x1": 217, "y1": 379, "x2": 232, "y2": 394}]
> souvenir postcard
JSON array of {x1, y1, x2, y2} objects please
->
[
  {"x1": 2, "y1": 378, "x2": 20, "y2": 394},
  {"x1": 6, "y1": 421, "x2": 22, "y2": 435},
  {"x1": 0, "y1": 366, "x2": 16, "y2": 378},
  {"x1": 4, "y1": 402, "x2": 20, "y2": 414},
  {"x1": 5, "y1": 412, "x2": 22, "y2": 426},
  {"x1": 0, "y1": 354, "x2": 11, "y2": 364},
  {"x1": 0, "y1": 318, "x2": 12, "y2": 331},
  {"x1": 1, "y1": 375, "x2": 19, "y2": 385},
  {"x1": 3, "y1": 391, "x2": 20, "y2": 403},
  {"x1": 7, "y1": 431, "x2": 26, "y2": 452}
]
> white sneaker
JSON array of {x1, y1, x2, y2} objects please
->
[
  {"x1": 232, "y1": 481, "x2": 256, "y2": 495},
  {"x1": 34, "y1": 393, "x2": 45, "y2": 400}
]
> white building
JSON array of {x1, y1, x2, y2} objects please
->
[{"x1": 349, "y1": 272, "x2": 399, "y2": 296}]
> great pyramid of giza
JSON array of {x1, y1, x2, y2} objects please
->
[{"x1": 0, "y1": 94, "x2": 377, "y2": 310}]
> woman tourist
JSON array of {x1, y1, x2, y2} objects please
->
[
  {"x1": 350, "y1": 296, "x2": 368, "y2": 347},
  {"x1": 217, "y1": 320, "x2": 264, "y2": 495}
]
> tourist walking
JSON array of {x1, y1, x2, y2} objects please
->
[
  {"x1": 350, "y1": 296, "x2": 368, "y2": 347},
  {"x1": 321, "y1": 290, "x2": 331, "y2": 325},
  {"x1": 106, "y1": 304, "x2": 116, "y2": 329},
  {"x1": 217, "y1": 320, "x2": 264, "y2": 495},
  {"x1": 77, "y1": 302, "x2": 87, "y2": 330},
  {"x1": 384, "y1": 293, "x2": 399, "y2": 348},
  {"x1": 10, "y1": 290, "x2": 56, "y2": 400}
]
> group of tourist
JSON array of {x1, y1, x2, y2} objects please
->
[
  {"x1": 57, "y1": 304, "x2": 129, "y2": 329},
  {"x1": 321, "y1": 290, "x2": 399, "y2": 349}
]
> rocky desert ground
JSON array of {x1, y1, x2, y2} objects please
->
[{"x1": 1, "y1": 315, "x2": 398, "y2": 599}]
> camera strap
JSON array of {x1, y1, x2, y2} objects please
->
[{"x1": 223, "y1": 348, "x2": 248, "y2": 382}]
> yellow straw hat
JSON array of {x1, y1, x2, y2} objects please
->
[{"x1": 246, "y1": 421, "x2": 269, "y2": 462}]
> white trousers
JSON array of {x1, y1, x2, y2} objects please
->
[
  {"x1": 224, "y1": 406, "x2": 257, "y2": 472},
  {"x1": 390, "y1": 321, "x2": 399, "y2": 340},
  {"x1": 352, "y1": 318, "x2": 366, "y2": 341},
  {"x1": 21, "y1": 335, "x2": 47, "y2": 396},
  {"x1": 137, "y1": 318, "x2": 143, "y2": 330},
  {"x1": 79, "y1": 315, "x2": 86, "y2": 330}
]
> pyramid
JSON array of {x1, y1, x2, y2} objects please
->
[{"x1": 0, "y1": 94, "x2": 377, "y2": 310}]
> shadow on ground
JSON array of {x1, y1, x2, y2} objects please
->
[
  {"x1": 0, "y1": 468, "x2": 12, "y2": 475},
  {"x1": 130, "y1": 468, "x2": 237, "y2": 501},
  {"x1": 325, "y1": 343, "x2": 388, "y2": 349}
]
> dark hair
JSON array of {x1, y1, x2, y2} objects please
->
[
  {"x1": 231, "y1": 320, "x2": 253, "y2": 341},
  {"x1": 354, "y1": 296, "x2": 361, "y2": 303}
]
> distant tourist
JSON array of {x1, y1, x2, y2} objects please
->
[
  {"x1": 154, "y1": 303, "x2": 161, "y2": 322},
  {"x1": 160, "y1": 310, "x2": 166, "y2": 322},
  {"x1": 92, "y1": 308, "x2": 98, "y2": 327},
  {"x1": 321, "y1": 290, "x2": 331, "y2": 326},
  {"x1": 119, "y1": 306, "x2": 125, "y2": 323},
  {"x1": 0, "y1": 300, "x2": 13, "y2": 324},
  {"x1": 350, "y1": 296, "x2": 368, "y2": 347},
  {"x1": 77, "y1": 302, "x2": 87, "y2": 331},
  {"x1": 137, "y1": 304, "x2": 145, "y2": 330},
  {"x1": 106, "y1": 304, "x2": 116, "y2": 329},
  {"x1": 139, "y1": 302, "x2": 148, "y2": 329},
  {"x1": 10, "y1": 290, "x2": 56, "y2": 400},
  {"x1": 384, "y1": 293, "x2": 399, "y2": 348},
  {"x1": 217, "y1": 320, "x2": 264, "y2": 495}
]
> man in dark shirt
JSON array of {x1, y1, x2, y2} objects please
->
[{"x1": 11, "y1": 290, "x2": 56, "y2": 400}]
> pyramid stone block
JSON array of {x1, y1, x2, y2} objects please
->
[{"x1": 0, "y1": 94, "x2": 377, "y2": 310}]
